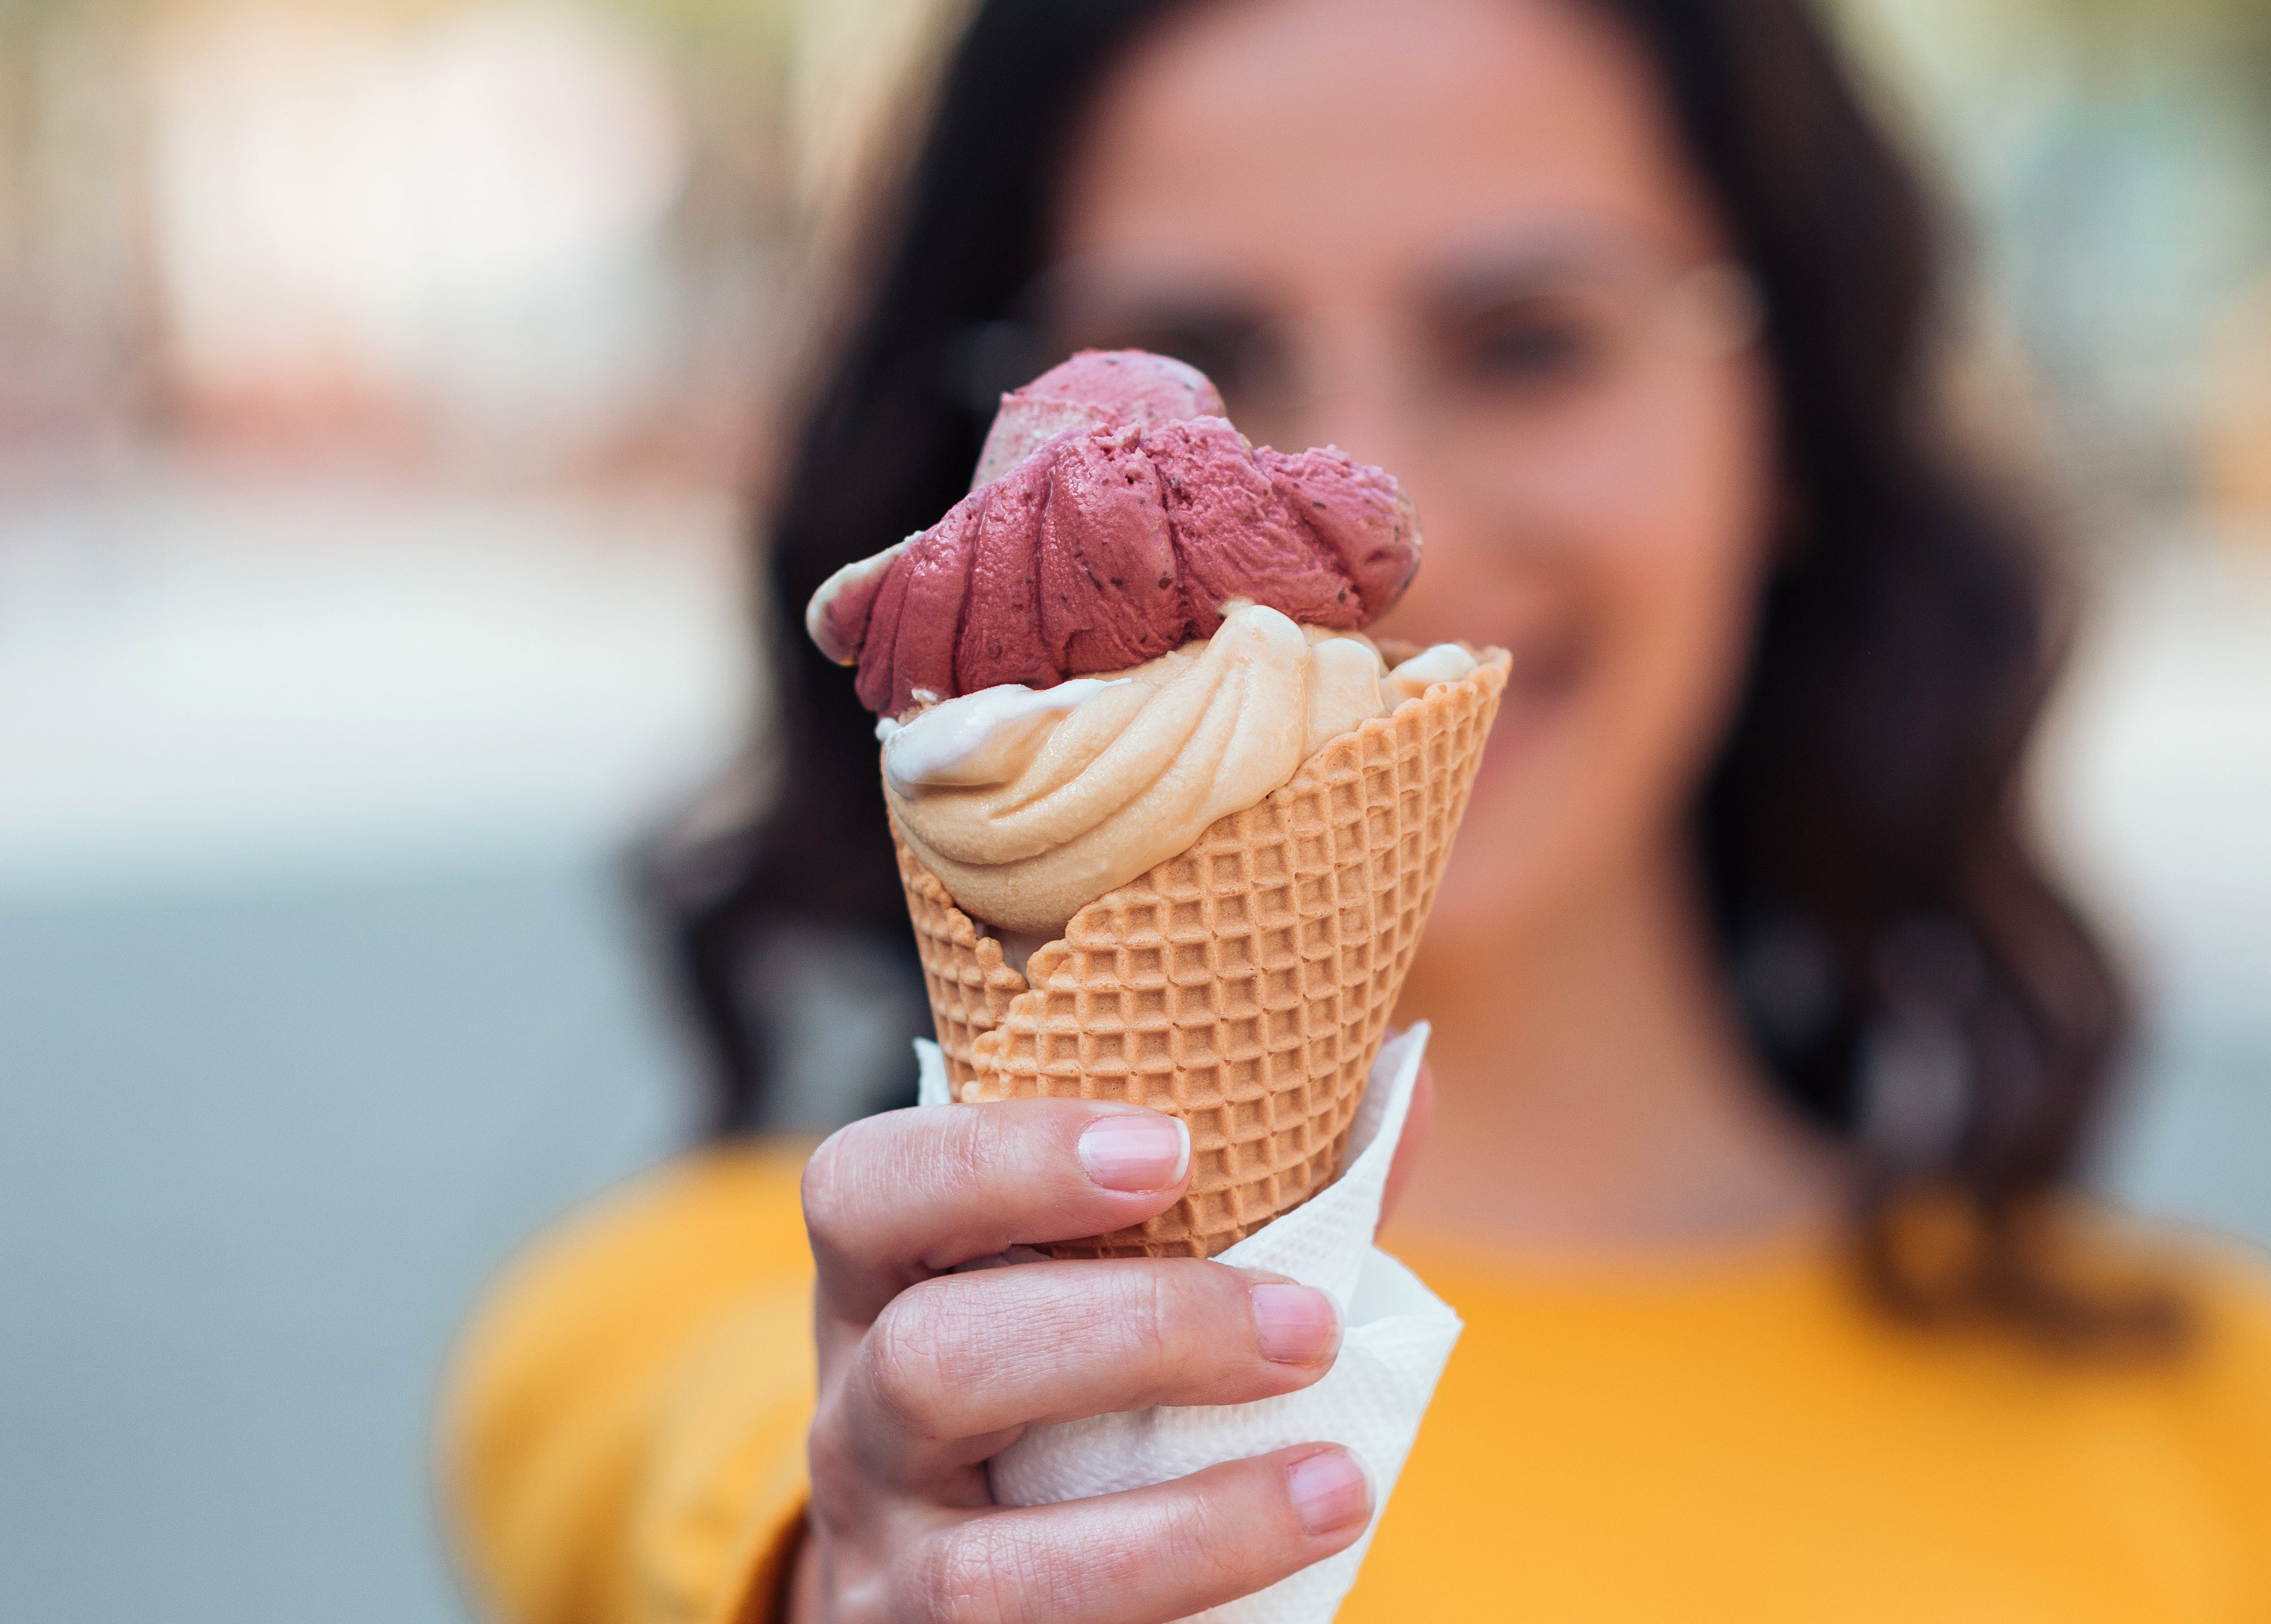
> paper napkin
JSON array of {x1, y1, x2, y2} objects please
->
[{"x1": 914, "y1": 1025, "x2": 1461, "y2": 1623}]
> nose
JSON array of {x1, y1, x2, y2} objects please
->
[
  {"x1": 1273, "y1": 308, "x2": 1414, "y2": 476},
  {"x1": 1308, "y1": 331, "x2": 1505, "y2": 575}
]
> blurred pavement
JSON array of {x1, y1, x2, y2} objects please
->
[{"x1": 0, "y1": 482, "x2": 742, "y2": 1623}]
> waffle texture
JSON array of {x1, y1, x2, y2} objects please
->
[{"x1": 893, "y1": 652, "x2": 1507, "y2": 1258}]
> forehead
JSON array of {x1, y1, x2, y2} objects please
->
[{"x1": 1056, "y1": 0, "x2": 1723, "y2": 288}]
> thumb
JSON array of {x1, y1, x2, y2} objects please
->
[{"x1": 1376, "y1": 1058, "x2": 1434, "y2": 1236}]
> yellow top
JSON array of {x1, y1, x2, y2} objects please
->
[{"x1": 441, "y1": 1144, "x2": 2271, "y2": 1624}]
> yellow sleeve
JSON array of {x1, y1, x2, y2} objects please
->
[{"x1": 438, "y1": 1144, "x2": 820, "y2": 1624}]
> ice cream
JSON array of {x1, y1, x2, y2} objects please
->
[
  {"x1": 807, "y1": 347, "x2": 1462, "y2": 939},
  {"x1": 822, "y1": 348, "x2": 1507, "y2": 1259},
  {"x1": 968, "y1": 345, "x2": 1226, "y2": 486},
  {"x1": 808, "y1": 349, "x2": 1422, "y2": 718},
  {"x1": 853, "y1": 354, "x2": 1483, "y2": 1610},
  {"x1": 879, "y1": 607, "x2": 1476, "y2": 933}
]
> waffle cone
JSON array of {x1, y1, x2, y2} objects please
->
[{"x1": 892, "y1": 651, "x2": 1508, "y2": 1258}]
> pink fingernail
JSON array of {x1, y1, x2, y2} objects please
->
[
  {"x1": 1250, "y1": 1284, "x2": 1341, "y2": 1365},
  {"x1": 1077, "y1": 1114, "x2": 1190, "y2": 1192},
  {"x1": 1286, "y1": 1449, "x2": 1370, "y2": 1536}
]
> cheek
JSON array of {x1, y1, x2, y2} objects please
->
[
  {"x1": 1595, "y1": 362, "x2": 1778, "y2": 771},
  {"x1": 1419, "y1": 359, "x2": 1777, "y2": 944}
]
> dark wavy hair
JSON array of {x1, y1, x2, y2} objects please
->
[{"x1": 648, "y1": 0, "x2": 2173, "y2": 1349}]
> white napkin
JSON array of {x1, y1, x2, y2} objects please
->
[{"x1": 914, "y1": 1025, "x2": 1462, "y2": 1623}]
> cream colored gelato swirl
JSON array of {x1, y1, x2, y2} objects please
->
[{"x1": 882, "y1": 601, "x2": 1478, "y2": 935}]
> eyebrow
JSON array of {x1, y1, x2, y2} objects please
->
[
  {"x1": 1033, "y1": 222, "x2": 1681, "y2": 334},
  {"x1": 1417, "y1": 230, "x2": 1668, "y2": 310}
]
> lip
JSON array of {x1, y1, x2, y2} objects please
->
[{"x1": 1474, "y1": 624, "x2": 1586, "y2": 789}]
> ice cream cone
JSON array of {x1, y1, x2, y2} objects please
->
[{"x1": 892, "y1": 651, "x2": 1508, "y2": 1258}]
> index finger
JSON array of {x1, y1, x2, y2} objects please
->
[{"x1": 803, "y1": 1098, "x2": 1191, "y2": 1325}]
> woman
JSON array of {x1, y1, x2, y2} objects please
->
[{"x1": 443, "y1": 1, "x2": 2271, "y2": 1619}]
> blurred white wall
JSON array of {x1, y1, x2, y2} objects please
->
[
  {"x1": 2043, "y1": 535, "x2": 2271, "y2": 1239},
  {"x1": 0, "y1": 482, "x2": 748, "y2": 901},
  {"x1": 147, "y1": 5, "x2": 688, "y2": 470}
]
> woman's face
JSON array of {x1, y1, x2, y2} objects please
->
[{"x1": 1052, "y1": 0, "x2": 1778, "y2": 954}]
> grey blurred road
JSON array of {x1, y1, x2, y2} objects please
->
[{"x1": 0, "y1": 858, "x2": 685, "y2": 1623}]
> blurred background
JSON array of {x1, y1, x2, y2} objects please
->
[{"x1": 0, "y1": 0, "x2": 2264, "y2": 1617}]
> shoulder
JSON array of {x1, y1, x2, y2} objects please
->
[
  {"x1": 441, "y1": 1142, "x2": 821, "y2": 1616},
  {"x1": 451, "y1": 1141, "x2": 818, "y2": 1398},
  {"x1": 2058, "y1": 1210, "x2": 2271, "y2": 1474},
  {"x1": 2061, "y1": 1206, "x2": 2271, "y2": 1344},
  {"x1": 503, "y1": 1139, "x2": 818, "y2": 1309},
  {"x1": 2146, "y1": 1224, "x2": 2271, "y2": 1525},
  {"x1": 2145, "y1": 1220, "x2": 2271, "y2": 1387}
]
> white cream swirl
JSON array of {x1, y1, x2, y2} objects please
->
[{"x1": 883, "y1": 601, "x2": 1479, "y2": 935}]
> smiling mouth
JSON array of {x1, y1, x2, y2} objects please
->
[
  {"x1": 1509, "y1": 625, "x2": 1584, "y2": 705},
  {"x1": 1474, "y1": 623, "x2": 1586, "y2": 779}
]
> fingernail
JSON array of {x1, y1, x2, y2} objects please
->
[
  {"x1": 1077, "y1": 1113, "x2": 1190, "y2": 1192},
  {"x1": 1286, "y1": 1449, "x2": 1370, "y2": 1536},
  {"x1": 1250, "y1": 1283, "x2": 1341, "y2": 1365}
]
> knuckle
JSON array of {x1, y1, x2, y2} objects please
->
[
  {"x1": 860, "y1": 1288, "x2": 955, "y2": 1437},
  {"x1": 1169, "y1": 1487, "x2": 1258, "y2": 1592},
  {"x1": 800, "y1": 1124, "x2": 861, "y2": 1244},
  {"x1": 1048, "y1": 1267, "x2": 1175, "y2": 1393},
  {"x1": 929, "y1": 1105, "x2": 1011, "y2": 1204},
  {"x1": 904, "y1": 1523, "x2": 1035, "y2": 1624},
  {"x1": 1086, "y1": 1263, "x2": 1209, "y2": 1389},
  {"x1": 802, "y1": 1393, "x2": 864, "y2": 1514},
  {"x1": 811, "y1": 1515, "x2": 918, "y2": 1624},
  {"x1": 1121, "y1": 1266, "x2": 1180, "y2": 1370}
]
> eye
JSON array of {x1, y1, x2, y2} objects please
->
[{"x1": 1441, "y1": 294, "x2": 1614, "y2": 394}]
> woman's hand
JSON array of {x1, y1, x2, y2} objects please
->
[{"x1": 788, "y1": 1095, "x2": 1384, "y2": 1623}]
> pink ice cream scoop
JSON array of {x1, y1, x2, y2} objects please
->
[{"x1": 808, "y1": 350, "x2": 1422, "y2": 716}]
